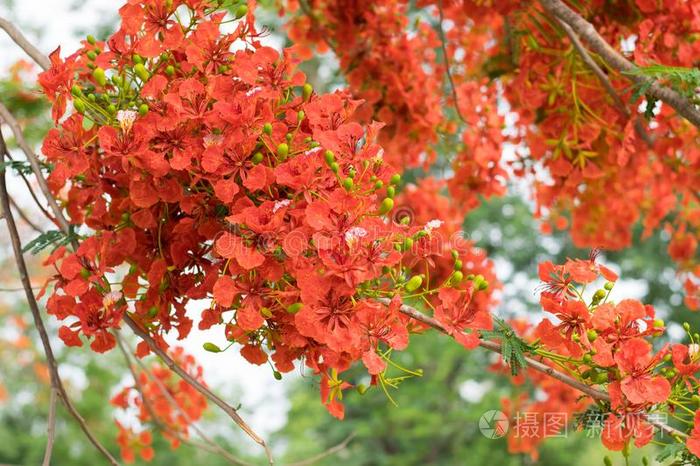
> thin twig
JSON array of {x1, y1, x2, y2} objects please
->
[
  {"x1": 0, "y1": 16, "x2": 50, "y2": 71},
  {"x1": 0, "y1": 130, "x2": 120, "y2": 466},
  {"x1": 539, "y1": 0, "x2": 700, "y2": 129},
  {"x1": 41, "y1": 387, "x2": 57, "y2": 466},
  {"x1": 9, "y1": 196, "x2": 44, "y2": 234},
  {"x1": 4, "y1": 152, "x2": 55, "y2": 222},
  {"x1": 0, "y1": 102, "x2": 72, "y2": 235},
  {"x1": 124, "y1": 315, "x2": 275, "y2": 464},
  {"x1": 116, "y1": 334, "x2": 252, "y2": 466},
  {"x1": 436, "y1": 0, "x2": 466, "y2": 123},
  {"x1": 556, "y1": 18, "x2": 654, "y2": 147}
]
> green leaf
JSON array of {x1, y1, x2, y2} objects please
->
[
  {"x1": 481, "y1": 317, "x2": 533, "y2": 375},
  {"x1": 22, "y1": 228, "x2": 77, "y2": 255}
]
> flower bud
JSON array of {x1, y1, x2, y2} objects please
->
[
  {"x1": 165, "y1": 65, "x2": 175, "y2": 76},
  {"x1": 330, "y1": 162, "x2": 339, "y2": 173},
  {"x1": 582, "y1": 353, "x2": 592, "y2": 364},
  {"x1": 378, "y1": 197, "x2": 394, "y2": 215},
  {"x1": 287, "y1": 302, "x2": 303, "y2": 314},
  {"x1": 452, "y1": 271, "x2": 464, "y2": 283},
  {"x1": 586, "y1": 329, "x2": 598, "y2": 342},
  {"x1": 403, "y1": 237, "x2": 414, "y2": 250},
  {"x1": 87, "y1": 34, "x2": 96, "y2": 45},
  {"x1": 71, "y1": 84, "x2": 83, "y2": 97},
  {"x1": 405, "y1": 275, "x2": 423, "y2": 292},
  {"x1": 138, "y1": 103, "x2": 149, "y2": 116},
  {"x1": 390, "y1": 173, "x2": 401, "y2": 185},
  {"x1": 386, "y1": 186, "x2": 395, "y2": 198},
  {"x1": 356, "y1": 384, "x2": 368, "y2": 395},
  {"x1": 374, "y1": 180, "x2": 384, "y2": 190},
  {"x1": 277, "y1": 142, "x2": 289, "y2": 159},
  {"x1": 302, "y1": 83, "x2": 313, "y2": 101},
  {"x1": 132, "y1": 54, "x2": 143, "y2": 64},
  {"x1": 297, "y1": 110, "x2": 305, "y2": 121},
  {"x1": 134, "y1": 63, "x2": 150, "y2": 81},
  {"x1": 252, "y1": 152, "x2": 264, "y2": 164},
  {"x1": 604, "y1": 281, "x2": 614, "y2": 290},
  {"x1": 263, "y1": 122, "x2": 273, "y2": 135},
  {"x1": 683, "y1": 322, "x2": 691, "y2": 331},
  {"x1": 86, "y1": 50, "x2": 97, "y2": 61},
  {"x1": 260, "y1": 307, "x2": 272, "y2": 318},
  {"x1": 273, "y1": 370, "x2": 282, "y2": 380},
  {"x1": 324, "y1": 150, "x2": 335, "y2": 165},
  {"x1": 74, "y1": 99, "x2": 86, "y2": 113},
  {"x1": 653, "y1": 318, "x2": 664, "y2": 328},
  {"x1": 593, "y1": 289, "x2": 606, "y2": 300},
  {"x1": 235, "y1": 4, "x2": 248, "y2": 19},
  {"x1": 603, "y1": 456, "x2": 612, "y2": 466},
  {"x1": 92, "y1": 67, "x2": 107, "y2": 86},
  {"x1": 203, "y1": 342, "x2": 222, "y2": 353},
  {"x1": 454, "y1": 259, "x2": 462, "y2": 270},
  {"x1": 342, "y1": 177, "x2": 354, "y2": 191}
]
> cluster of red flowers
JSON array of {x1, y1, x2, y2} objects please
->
[
  {"x1": 37, "y1": 0, "x2": 495, "y2": 430},
  {"x1": 111, "y1": 347, "x2": 207, "y2": 463},
  {"x1": 282, "y1": 0, "x2": 700, "y2": 308}
]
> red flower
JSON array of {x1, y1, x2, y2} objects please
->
[
  {"x1": 613, "y1": 338, "x2": 670, "y2": 405},
  {"x1": 434, "y1": 286, "x2": 492, "y2": 349}
]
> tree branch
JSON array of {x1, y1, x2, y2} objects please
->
[
  {"x1": 123, "y1": 315, "x2": 275, "y2": 464},
  {"x1": 0, "y1": 129, "x2": 120, "y2": 466},
  {"x1": 285, "y1": 433, "x2": 356, "y2": 466},
  {"x1": 436, "y1": 0, "x2": 467, "y2": 123},
  {"x1": 539, "y1": 0, "x2": 700, "y2": 129},
  {"x1": 41, "y1": 387, "x2": 57, "y2": 466},
  {"x1": 9, "y1": 196, "x2": 44, "y2": 234},
  {"x1": 0, "y1": 16, "x2": 50, "y2": 71}
]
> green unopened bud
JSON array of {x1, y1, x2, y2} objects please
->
[
  {"x1": 218, "y1": 64, "x2": 229, "y2": 73},
  {"x1": 111, "y1": 75, "x2": 123, "y2": 86},
  {"x1": 692, "y1": 395, "x2": 700, "y2": 404},
  {"x1": 593, "y1": 289, "x2": 606, "y2": 300},
  {"x1": 107, "y1": 104, "x2": 116, "y2": 114},
  {"x1": 263, "y1": 122, "x2": 273, "y2": 135},
  {"x1": 147, "y1": 306, "x2": 158, "y2": 318},
  {"x1": 604, "y1": 281, "x2": 614, "y2": 290},
  {"x1": 165, "y1": 65, "x2": 175, "y2": 76},
  {"x1": 356, "y1": 384, "x2": 368, "y2": 395},
  {"x1": 653, "y1": 318, "x2": 665, "y2": 328},
  {"x1": 134, "y1": 63, "x2": 150, "y2": 81},
  {"x1": 477, "y1": 280, "x2": 489, "y2": 291},
  {"x1": 92, "y1": 67, "x2": 107, "y2": 86},
  {"x1": 132, "y1": 54, "x2": 143, "y2": 64},
  {"x1": 235, "y1": 4, "x2": 248, "y2": 19},
  {"x1": 594, "y1": 372, "x2": 608, "y2": 384},
  {"x1": 252, "y1": 152, "x2": 264, "y2": 164},
  {"x1": 277, "y1": 142, "x2": 289, "y2": 159},
  {"x1": 452, "y1": 271, "x2": 464, "y2": 284},
  {"x1": 663, "y1": 353, "x2": 672, "y2": 362},
  {"x1": 403, "y1": 237, "x2": 414, "y2": 250},
  {"x1": 261, "y1": 307, "x2": 273, "y2": 318},
  {"x1": 684, "y1": 322, "x2": 691, "y2": 331},
  {"x1": 378, "y1": 197, "x2": 394, "y2": 215},
  {"x1": 203, "y1": 342, "x2": 222, "y2": 353},
  {"x1": 86, "y1": 50, "x2": 97, "y2": 61},
  {"x1": 386, "y1": 186, "x2": 396, "y2": 198},
  {"x1": 297, "y1": 110, "x2": 305, "y2": 121},
  {"x1": 587, "y1": 329, "x2": 598, "y2": 342},
  {"x1": 642, "y1": 457, "x2": 648, "y2": 466},
  {"x1": 454, "y1": 259, "x2": 463, "y2": 270},
  {"x1": 138, "y1": 103, "x2": 149, "y2": 116},
  {"x1": 390, "y1": 173, "x2": 401, "y2": 185},
  {"x1": 71, "y1": 84, "x2": 83, "y2": 97},
  {"x1": 302, "y1": 82, "x2": 313, "y2": 101},
  {"x1": 87, "y1": 93, "x2": 96, "y2": 102},
  {"x1": 603, "y1": 456, "x2": 612, "y2": 466},
  {"x1": 324, "y1": 150, "x2": 335, "y2": 165},
  {"x1": 330, "y1": 162, "x2": 339, "y2": 173},
  {"x1": 582, "y1": 353, "x2": 593, "y2": 364},
  {"x1": 342, "y1": 177, "x2": 354, "y2": 191},
  {"x1": 273, "y1": 370, "x2": 282, "y2": 380},
  {"x1": 87, "y1": 34, "x2": 96, "y2": 45},
  {"x1": 451, "y1": 250, "x2": 459, "y2": 260},
  {"x1": 287, "y1": 302, "x2": 303, "y2": 314},
  {"x1": 348, "y1": 168, "x2": 356, "y2": 179},
  {"x1": 572, "y1": 332, "x2": 580, "y2": 342},
  {"x1": 405, "y1": 275, "x2": 423, "y2": 293},
  {"x1": 285, "y1": 133, "x2": 293, "y2": 142},
  {"x1": 74, "y1": 99, "x2": 86, "y2": 113},
  {"x1": 374, "y1": 180, "x2": 384, "y2": 190}
]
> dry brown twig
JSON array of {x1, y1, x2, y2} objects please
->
[{"x1": 0, "y1": 16, "x2": 50, "y2": 71}]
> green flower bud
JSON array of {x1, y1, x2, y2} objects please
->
[
  {"x1": 390, "y1": 173, "x2": 401, "y2": 185},
  {"x1": 587, "y1": 329, "x2": 598, "y2": 342},
  {"x1": 252, "y1": 152, "x2": 264, "y2": 164},
  {"x1": 74, "y1": 99, "x2": 86, "y2": 113},
  {"x1": 87, "y1": 34, "x2": 96, "y2": 45},
  {"x1": 386, "y1": 186, "x2": 396, "y2": 198},
  {"x1": 285, "y1": 133, "x2": 293, "y2": 143},
  {"x1": 684, "y1": 322, "x2": 691, "y2": 331},
  {"x1": 277, "y1": 142, "x2": 289, "y2": 159},
  {"x1": 262, "y1": 123, "x2": 272, "y2": 136},
  {"x1": 297, "y1": 110, "x2": 305, "y2": 121},
  {"x1": 403, "y1": 237, "x2": 414, "y2": 250},
  {"x1": 603, "y1": 456, "x2": 612, "y2": 466},
  {"x1": 452, "y1": 271, "x2": 464, "y2": 284},
  {"x1": 165, "y1": 65, "x2": 175, "y2": 76},
  {"x1": 71, "y1": 84, "x2": 83, "y2": 97},
  {"x1": 604, "y1": 281, "x2": 614, "y2": 290},
  {"x1": 454, "y1": 259, "x2": 463, "y2": 270},
  {"x1": 235, "y1": 4, "x2": 248, "y2": 19},
  {"x1": 302, "y1": 82, "x2": 313, "y2": 101},
  {"x1": 147, "y1": 306, "x2": 158, "y2": 318},
  {"x1": 138, "y1": 103, "x2": 149, "y2": 116},
  {"x1": 92, "y1": 67, "x2": 107, "y2": 86},
  {"x1": 218, "y1": 64, "x2": 229, "y2": 73},
  {"x1": 111, "y1": 75, "x2": 123, "y2": 86},
  {"x1": 593, "y1": 289, "x2": 606, "y2": 300},
  {"x1": 134, "y1": 63, "x2": 150, "y2": 81},
  {"x1": 87, "y1": 93, "x2": 96, "y2": 102},
  {"x1": 132, "y1": 54, "x2": 144, "y2": 64},
  {"x1": 378, "y1": 197, "x2": 394, "y2": 215},
  {"x1": 287, "y1": 302, "x2": 303, "y2": 314},
  {"x1": 107, "y1": 104, "x2": 117, "y2": 114},
  {"x1": 356, "y1": 384, "x2": 368, "y2": 395},
  {"x1": 374, "y1": 180, "x2": 384, "y2": 190},
  {"x1": 342, "y1": 177, "x2": 354, "y2": 191},
  {"x1": 477, "y1": 280, "x2": 489, "y2": 291},
  {"x1": 653, "y1": 318, "x2": 665, "y2": 328},
  {"x1": 273, "y1": 370, "x2": 282, "y2": 380},
  {"x1": 582, "y1": 353, "x2": 593, "y2": 364},
  {"x1": 324, "y1": 150, "x2": 335, "y2": 165},
  {"x1": 330, "y1": 162, "x2": 339, "y2": 173},
  {"x1": 86, "y1": 50, "x2": 97, "y2": 61},
  {"x1": 405, "y1": 275, "x2": 423, "y2": 293},
  {"x1": 203, "y1": 342, "x2": 222, "y2": 353},
  {"x1": 261, "y1": 307, "x2": 273, "y2": 318}
]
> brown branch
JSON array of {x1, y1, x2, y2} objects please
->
[
  {"x1": 556, "y1": 18, "x2": 654, "y2": 147},
  {"x1": 116, "y1": 334, "x2": 252, "y2": 466},
  {"x1": 41, "y1": 387, "x2": 57, "y2": 466},
  {"x1": 385, "y1": 298, "x2": 687, "y2": 439},
  {"x1": 4, "y1": 152, "x2": 55, "y2": 223},
  {"x1": 0, "y1": 130, "x2": 120, "y2": 466},
  {"x1": 0, "y1": 16, "x2": 50, "y2": 71},
  {"x1": 539, "y1": 0, "x2": 700, "y2": 129},
  {"x1": 123, "y1": 315, "x2": 274, "y2": 464},
  {"x1": 0, "y1": 102, "x2": 72, "y2": 235}
]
